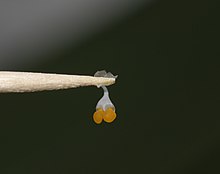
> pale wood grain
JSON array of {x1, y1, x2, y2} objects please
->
[{"x1": 0, "y1": 71, "x2": 115, "y2": 93}]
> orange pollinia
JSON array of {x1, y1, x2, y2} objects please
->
[{"x1": 93, "y1": 108, "x2": 117, "y2": 124}]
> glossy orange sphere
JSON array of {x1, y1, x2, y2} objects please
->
[
  {"x1": 103, "y1": 108, "x2": 117, "y2": 123},
  {"x1": 93, "y1": 108, "x2": 105, "y2": 124}
]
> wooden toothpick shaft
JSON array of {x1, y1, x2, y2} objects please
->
[{"x1": 0, "y1": 71, "x2": 116, "y2": 93}]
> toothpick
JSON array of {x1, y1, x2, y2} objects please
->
[{"x1": 0, "y1": 71, "x2": 116, "y2": 93}]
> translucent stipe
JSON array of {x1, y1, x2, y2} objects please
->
[{"x1": 96, "y1": 86, "x2": 115, "y2": 111}]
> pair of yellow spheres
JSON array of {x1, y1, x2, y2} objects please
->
[{"x1": 93, "y1": 86, "x2": 117, "y2": 124}]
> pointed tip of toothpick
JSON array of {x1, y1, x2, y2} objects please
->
[
  {"x1": 94, "y1": 70, "x2": 117, "y2": 88},
  {"x1": 95, "y1": 77, "x2": 116, "y2": 88}
]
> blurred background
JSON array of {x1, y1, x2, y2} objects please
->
[{"x1": 0, "y1": 0, "x2": 220, "y2": 173}]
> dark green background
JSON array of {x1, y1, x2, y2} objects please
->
[{"x1": 1, "y1": 0, "x2": 220, "y2": 173}]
